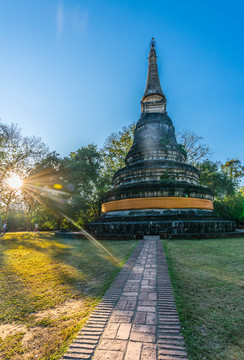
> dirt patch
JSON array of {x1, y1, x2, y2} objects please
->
[
  {"x1": 0, "y1": 299, "x2": 88, "y2": 359},
  {"x1": 0, "y1": 324, "x2": 27, "y2": 340},
  {"x1": 32, "y1": 299, "x2": 86, "y2": 320},
  {"x1": 0, "y1": 299, "x2": 85, "y2": 340}
]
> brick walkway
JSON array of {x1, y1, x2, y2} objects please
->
[{"x1": 62, "y1": 238, "x2": 188, "y2": 360}]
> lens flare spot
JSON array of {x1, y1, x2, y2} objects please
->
[
  {"x1": 54, "y1": 184, "x2": 63, "y2": 189},
  {"x1": 7, "y1": 174, "x2": 23, "y2": 189},
  {"x1": 66, "y1": 183, "x2": 75, "y2": 192}
]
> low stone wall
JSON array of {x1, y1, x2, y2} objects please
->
[{"x1": 87, "y1": 219, "x2": 236, "y2": 238}]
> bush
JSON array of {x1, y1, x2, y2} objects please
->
[{"x1": 214, "y1": 192, "x2": 244, "y2": 224}]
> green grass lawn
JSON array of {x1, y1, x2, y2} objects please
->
[
  {"x1": 163, "y1": 238, "x2": 244, "y2": 360},
  {"x1": 0, "y1": 232, "x2": 138, "y2": 360}
]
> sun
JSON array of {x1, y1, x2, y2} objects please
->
[{"x1": 7, "y1": 174, "x2": 23, "y2": 189}]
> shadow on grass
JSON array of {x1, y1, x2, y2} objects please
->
[
  {"x1": 0, "y1": 251, "x2": 41, "y2": 322},
  {"x1": 0, "y1": 233, "x2": 138, "y2": 323}
]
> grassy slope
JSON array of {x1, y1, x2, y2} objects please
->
[
  {"x1": 0, "y1": 232, "x2": 138, "y2": 360},
  {"x1": 163, "y1": 238, "x2": 244, "y2": 360}
]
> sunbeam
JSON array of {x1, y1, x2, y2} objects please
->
[
  {"x1": 63, "y1": 214, "x2": 120, "y2": 264},
  {"x1": 21, "y1": 179, "x2": 120, "y2": 264},
  {"x1": 23, "y1": 187, "x2": 56, "y2": 212},
  {"x1": 24, "y1": 183, "x2": 69, "y2": 199}
]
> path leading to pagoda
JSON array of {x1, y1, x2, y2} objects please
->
[{"x1": 62, "y1": 238, "x2": 188, "y2": 360}]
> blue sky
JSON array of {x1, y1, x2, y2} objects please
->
[{"x1": 0, "y1": 0, "x2": 244, "y2": 165}]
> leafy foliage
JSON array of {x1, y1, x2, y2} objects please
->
[
  {"x1": 214, "y1": 193, "x2": 244, "y2": 222},
  {"x1": 197, "y1": 160, "x2": 236, "y2": 198},
  {"x1": 197, "y1": 159, "x2": 244, "y2": 223},
  {"x1": 101, "y1": 124, "x2": 135, "y2": 181},
  {"x1": 177, "y1": 144, "x2": 187, "y2": 156},
  {"x1": 221, "y1": 158, "x2": 244, "y2": 183},
  {"x1": 160, "y1": 171, "x2": 176, "y2": 182},
  {"x1": 61, "y1": 144, "x2": 110, "y2": 225}
]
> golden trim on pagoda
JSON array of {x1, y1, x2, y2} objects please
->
[{"x1": 102, "y1": 197, "x2": 214, "y2": 213}]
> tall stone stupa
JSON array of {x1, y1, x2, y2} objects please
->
[{"x1": 88, "y1": 39, "x2": 235, "y2": 238}]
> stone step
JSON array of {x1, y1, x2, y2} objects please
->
[{"x1": 143, "y1": 235, "x2": 160, "y2": 240}]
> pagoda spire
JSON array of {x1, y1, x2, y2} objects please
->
[
  {"x1": 142, "y1": 38, "x2": 165, "y2": 99},
  {"x1": 141, "y1": 38, "x2": 166, "y2": 113}
]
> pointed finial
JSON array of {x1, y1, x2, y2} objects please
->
[
  {"x1": 149, "y1": 37, "x2": 156, "y2": 48},
  {"x1": 141, "y1": 38, "x2": 167, "y2": 113},
  {"x1": 142, "y1": 38, "x2": 164, "y2": 99},
  {"x1": 148, "y1": 38, "x2": 157, "y2": 62}
]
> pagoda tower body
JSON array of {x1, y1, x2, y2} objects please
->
[{"x1": 88, "y1": 40, "x2": 235, "y2": 238}]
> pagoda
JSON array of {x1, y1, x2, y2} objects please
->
[{"x1": 88, "y1": 39, "x2": 235, "y2": 238}]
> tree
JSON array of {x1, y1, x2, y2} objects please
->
[
  {"x1": 214, "y1": 192, "x2": 244, "y2": 223},
  {"x1": 0, "y1": 122, "x2": 48, "y2": 221},
  {"x1": 197, "y1": 160, "x2": 236, "y2": 198},
  {"x1": 0, "y1": 122, "x2": 47, "y2": 181},
  {"x1": 197, "y1": 159, "x2": 244, "y2": 223},
  {"x1": 221, "y1": 158, "x2": 244, "y2": 184},
  {"x1": 23, "y1": 151, "x2": 63, "y2": 230},
  {"x1": 177, "y1": 130, "x2": 212, "y2": 165},
  {"x1": 61, "y1": 144, "x2": 110, "y2": 226},
  {"x1": 101, "y1": 123, "x2": 135, "y2": 180}
]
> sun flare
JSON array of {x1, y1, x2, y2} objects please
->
[{"x1": 7, "y1": 174, "x2": 23, "y2": 189}]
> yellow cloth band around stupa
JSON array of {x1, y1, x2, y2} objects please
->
[{"x1": 101, "y1": 197, "x2": 214, "y2": 213}]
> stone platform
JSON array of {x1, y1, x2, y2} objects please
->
[
  {"x1": 55, "y1": 228, "x2": 243, "y2": 241},
  {"x1": 87, "y1": 208, "x2": 236, "y2": 239},
  {"x1": 62, "y1": 238, "x2": 188, "y2": 360}
]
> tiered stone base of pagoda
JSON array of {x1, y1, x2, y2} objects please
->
[{"x1": 87, "y1": 208, "x2": 236, "y2": 239}]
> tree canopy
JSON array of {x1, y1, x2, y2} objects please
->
[
  {"x1": 101, "y1": 123, "x2": 135, "y2": 181},
  {"x1": 0, "y1": 122, "x2": 48, "y2": 221}
]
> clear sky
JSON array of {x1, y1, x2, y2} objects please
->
[{"x1": 0, "y1": 0, "x2": 244, "y2": 165}]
